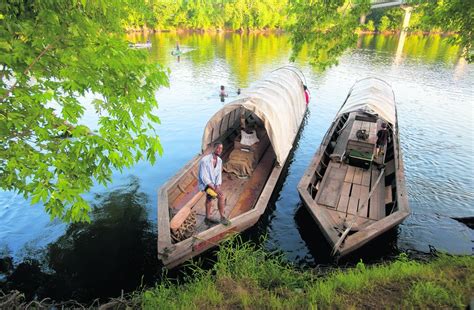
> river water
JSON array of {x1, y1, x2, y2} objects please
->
[{"x1": 1, "y1": 33, "x2": 472, "y2": 302}]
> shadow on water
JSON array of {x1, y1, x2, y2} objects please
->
[{"x1": 0, "y1": 177, "x2": 162, "y2": 303}]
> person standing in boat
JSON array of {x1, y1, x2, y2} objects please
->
[
  {"x1": 198, "y1": 141, "x2": 231, "y2": 226},
  {"x1": 376, "y1": 122, "x2": 388, "y2": 158}
]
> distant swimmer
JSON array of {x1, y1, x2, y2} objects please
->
[{"x1": 219, "y1": 85, "x2": 228, "y2": 97}]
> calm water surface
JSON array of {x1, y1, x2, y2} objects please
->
[{"x1": 1, "y1": 33, "x2": 473, "y2": 302}]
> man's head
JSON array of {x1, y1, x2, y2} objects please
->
[
  {"x1": 213, "y1": 141, "x2": 223, "y2": 156},
  {"x1": 220, "y1": 85, "x2": 225, "y2": 90},
  {"x1": 381, "y1": 123, "x2": 387, "y2": 129}
]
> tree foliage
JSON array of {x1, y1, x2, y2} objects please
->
[
  {"x1": 287, "y1": 0, "x2": 370, "y2": 70},
  {"x1": 364, "y1": 0, "x2": 472, "y2": 62},
  {"x1": 0, "y1": 0, "x2": 168, "y2": 222},
  {"x1": 417, "y1": 0, "x2": 473, "y2": 62},
  {"x1": 122, "y1": 0, "x2": 289, "y2": 31}
]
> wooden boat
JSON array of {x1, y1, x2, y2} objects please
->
[
  {"x1": 158, "y1": 67, "x2": 308, "y2": 268},
  {"x1": 297, "y1": 77, "x2": 409, "y2": 257}
]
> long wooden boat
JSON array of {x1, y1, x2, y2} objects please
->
[
  {"x1": 297, "y1": 77, "x2": 409, "y2": 257},
  {"x1": 158, "y1": 67, "x2": 308, "y2": 268}
]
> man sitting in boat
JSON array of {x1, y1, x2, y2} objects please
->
[{"x1": 198, "y1": 141, "x2": 231, "y2": 226}]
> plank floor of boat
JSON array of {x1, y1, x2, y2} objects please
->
[
  {"x1": 180, "y1": 146, "x2": 275, "y2": 235},
  {"x1": 315, "y1": 161, "x2": 386, "y2": 226}
]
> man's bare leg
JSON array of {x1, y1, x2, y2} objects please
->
[
  {"x1": 217, "y1": 194, "x2": 225, "y2": 218},
  {"x1": 205, "y1": 200, "x2": 212, "y2": 219},
  {"x1": 217, "y1": 193, "x2": 230, "y2": 225}
]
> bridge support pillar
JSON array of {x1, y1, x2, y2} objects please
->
[
  {"x1": 395, "y1": 5, "x2": 413, "y2": 65},
  {"x1": 401, "y1": 5, "x2": 413, "y2": 31}
]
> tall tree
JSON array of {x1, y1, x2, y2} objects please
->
[
  {"x1": 0, "y1": 0, "x2": 168, "y2": 222},
  {"x1": 416, "y1": 0, "x2": 473, "y2": 62},
  {"x1": 288, "y1": 0, "x2": 370, "y2": 70}
]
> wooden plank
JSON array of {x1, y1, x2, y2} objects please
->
[
  {"x1": 345, "y1": 165, "x2": 355, "y2": 183},
  {"x1": 362, "y1": 169, "x2": 371, "y2": 187},
  {"x1": 369, "y1": 169, "x2": 385, "y2": 220},
  {"x1": 385, "y1": 186, "x2": 393, "y2": 204},
  {"x1": 326, "y1": 209, "x2": 344, "y2": 227},
  {"x1": 385, "y1": 159, "x2": 395, "y2": 176},
  {"x1": 348, "y1": 120, "x2": 362, "y2": 141},
  {"x1": 353, "y1": 167, "x2": 363, "y2": 185},
  {"x1": 157, "y1": 188, "x2": 171, "y2": 254},
  {"x1": 316, "y1": 164, "x2": 347, "y2": 208},
  {"x1": 367, "y1": 121, "x2": 377, "y2": 144},
  {"x1": 229, "y1": 146, "x2": 275, "y2": 218},
  {"x1": 336, "y1": 182, "x2": 351, "y2": 212},
  {"x1": 333, "y1": 113, "x2": 356, "y2": 157},
  {"x1": 347, "y1": 184, "x2": 361, "y2": 215},
  {"x1": 171, "y1": 179, "x2": 199, "y2": 210},
  {"x1": 342, "y1": 214, "x2": 374, "y2": 231},
  {"x1": 358, "y1": 185, "x2": 370, "y2": 218},
  {"x1": 170, "y1": 206, "x2": 191, "y2": 232},
  {"x1": 339, "y1": 211, "x2": 409, "y2": 257}
]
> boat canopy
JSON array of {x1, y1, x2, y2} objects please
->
[
  {"x1": 201, "y1": 67, "x2": 307, "y2": 165},
  {"x1": 337, "y1": 78, "x2": 396, "y2": 126}
]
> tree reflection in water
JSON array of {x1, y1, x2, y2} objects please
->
[{"x1": 0, "y1": 177, "x2": 160, "y2": 303}]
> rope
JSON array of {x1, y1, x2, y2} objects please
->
[{"x1": 171, "y1": 210, "x2": 197, "y2": 242}]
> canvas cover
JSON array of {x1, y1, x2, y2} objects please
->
[
  {"x1": 337, "y1": 78, "x2": 396, "y2": 126},
  {"x1": 201, "y1": 67, "x2": 307, "y2": 165}
]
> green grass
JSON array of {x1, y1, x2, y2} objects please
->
[{"x1": 138, "y1": 237, "x2": 473, "y2": 309}]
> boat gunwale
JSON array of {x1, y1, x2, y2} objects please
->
[
  {"x1": 157, "y1": 155, "x2": 284, "y2": 268},
  {"x1": 297, "y1": 109, "x2": 409, "y2": 257}
]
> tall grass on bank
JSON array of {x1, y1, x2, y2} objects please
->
[{"x1": 140, "y1": 237, "x2": 473, "y2": 309}]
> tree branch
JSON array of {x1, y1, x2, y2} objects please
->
[{"x1": 0, "y1": 44, "x2": 53, "y2": 103}]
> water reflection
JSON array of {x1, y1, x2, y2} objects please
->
[
  {"x1": 0, "y1": 178, "x2": 159, "y2": 303},
  {"x1": 0, "y1": 31, "x2": 472, "y2": 303}
]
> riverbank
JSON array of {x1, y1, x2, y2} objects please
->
[
  {"x1": 139, "y1": 240, "x2": 472, "y2": 309},
  {"x1": 125, "y1": 27, "x2": 285, "y2": 34},
  {"x1": 1, "y1": 238, "x2": 472, "y2": 308}
]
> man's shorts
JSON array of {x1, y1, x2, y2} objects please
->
[{"x1": 205, "y1": 186, "x2": 218, "y2": 201}]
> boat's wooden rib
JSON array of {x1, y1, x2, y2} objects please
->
[{"x1": 297, "y1": 77, "x2": 409, "y2": 257}]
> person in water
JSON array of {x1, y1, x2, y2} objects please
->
[
  {"x1": 237, "y1": 88, "x2": 241, "y2": 95},
  {"x1": 198, "y1": 142, "x2": 230, "y2": 226},
  {"x1": 219, "y1": 85, "x2": 228, "y2": 97}
]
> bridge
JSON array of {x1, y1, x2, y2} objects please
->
[
  {"x1": 361, "y1": 0, "x2": 413, "y2": 31},
  {"x1": 365, "y1": 0, "x2": 414, "y2": 65},
  {"x1": 370, "y1": 0, "x2": 406, "y2": 10}
]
